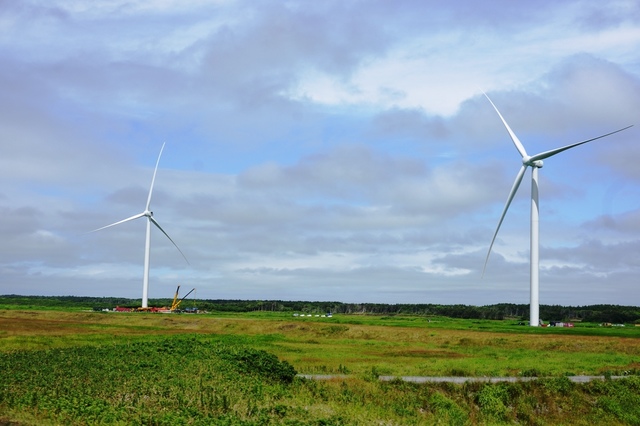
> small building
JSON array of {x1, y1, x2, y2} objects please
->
[{"x1": 549, "y1": 321, "x2": 574, "y2": 327}]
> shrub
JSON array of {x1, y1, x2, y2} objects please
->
[
  {"x1": 214, "y1": 344, "x2": 297, "y2": 383},
  {"x1": 593, "y1": 377, "x2": 640, "y2": 424},
  {"x1": 428, "y1": 392, "x2": 467, "y2": 426},
  {"x1": 542, "y1": 376, "x2": 574, "y2": 394},
  {"x1": 477, "y1": 384, "x2": 511, "y2": 421},
  {"x1": 520, "y1": 368, "x2": 541, "y2": 377}
]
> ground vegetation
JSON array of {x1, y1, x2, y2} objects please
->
[{"x1": 1, "y1": 304, "x2": 639, "y2": 424}]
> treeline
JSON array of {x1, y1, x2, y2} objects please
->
[
  {"x1": 199, "y1": 300, "x2": 640, "y2": 323},
  {"x1": 1, "y1": 295, "x2": 639, "y2": 323}
]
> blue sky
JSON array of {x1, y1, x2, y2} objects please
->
[{"x1": 1, "y1": 0, "x2": 639, "y2": 306}]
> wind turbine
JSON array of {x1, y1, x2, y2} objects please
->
[
  {"x1": 91, "y1": 143, "x2": 189, "y2": 308},
  {"x1": 482, "y1": 93, "x2": 632, "y2": 326}
]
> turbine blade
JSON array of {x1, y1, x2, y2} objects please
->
[
  {"x1": 483, "y1": 164, "x2": 528, "y2": 277},
  {"x1": 484, "y1": 92, "x2": 529, "y2": 158},
  {"x1": 89, "y1": 212, "x2": 146, "y2": 233},
  {"x1": 149, "y1": 216, "x2": 190, "y2": 265},
  {"x1": 146, "y1": 142, "x2": 166, "y2": 211},
  {"x1": 529, "y1": 125, "x2": 633, "y2": 162}
]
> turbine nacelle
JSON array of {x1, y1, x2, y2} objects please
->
[{"x1": 522, "y1": 157, "x2": 543, "y2": 168}]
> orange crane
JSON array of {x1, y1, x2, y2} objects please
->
[{"x1": 170, "y1": 285, "x2": 196, "y2": 312}]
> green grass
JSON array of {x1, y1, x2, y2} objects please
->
[
  {"x1": 1, "y1": 309, "x2": 640, "y2": 424},
  {"x1": 2, "y1": 310, "x2": 639, "y2": 377},
  {"x1": 2, "y1": 334, "x2": 640, "y2": 425}
]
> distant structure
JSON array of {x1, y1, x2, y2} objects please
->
[
  {"x1": 90, "y1": 143, "x2": 189, "y2": 308},
  {"x1": 482, "y1": 93, "x2": 632, "y2": 326}
]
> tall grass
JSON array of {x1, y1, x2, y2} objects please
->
[
  {"x1": 1, "y1": 309, "x2": 640, "y2": 424},
  {"x1": 2, "y1": 310, "x2": 639, "y2": 377},
  {"x1": 1, "y1": 335, "x2": 640, "y2": 425}
]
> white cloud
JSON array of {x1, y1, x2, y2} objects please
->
[{"x1": 0, "y1": 0, "x2": 639, "y2": 306}]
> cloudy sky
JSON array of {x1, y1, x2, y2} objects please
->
[{"x1": 2, "y1": 0, "x2": 639, "y2": 307}]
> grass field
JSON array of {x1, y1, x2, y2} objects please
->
[{"x1": 1, "y1": 308, "x2": 640, "y2": 425}]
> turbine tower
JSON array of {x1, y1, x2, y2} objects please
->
[
  {"x1": 482, "y1": 94, "x2": 632, "y2": 326},
  {"x1": 91, "y1": 143, "x2": 189, "y2": 308}
]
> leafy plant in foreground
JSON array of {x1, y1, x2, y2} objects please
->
[{"x1": 0, "y1": 335, "x2": 298, "y2": 425}]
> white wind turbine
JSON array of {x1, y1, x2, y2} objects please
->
[
  {"x1": 482, "y1": 93, "x2": 632, "y2": 326},
  {"x1": 91, "y1": 143, "x2": 189, "y2": 308}
]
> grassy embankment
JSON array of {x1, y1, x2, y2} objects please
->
[{"x1": 1, "y1": 308, "x2": 640, "y2": 425}]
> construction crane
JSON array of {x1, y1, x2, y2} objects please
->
[{"x1": 170, "y1": 285, "x2": 196, "y2": 312}]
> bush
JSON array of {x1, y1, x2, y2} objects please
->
[
  {"x1": 542, "y1": 376, "x2": 574, "y2": 394},
  {"x1": 214, "y1": 344, "x2": 297, "y2": 383},
  {"x1": 0, "y1": 336, "x2": 298, "y2": 425},
  {"x1": 593, "y1": 377, "x2": 640, "y2": 423},
  {"x1": 428, "y1": 392, "x2": 467, "y2": 426},
  {"x1": 477, "y1": 384, "x2": 511, "y2": 421}
]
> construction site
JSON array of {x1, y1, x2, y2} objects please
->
[{"x1": 101, "y1": 285, "x2": 200, "y2": 313}]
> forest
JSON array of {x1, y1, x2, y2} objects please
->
[{"x1": 1, "y1": 294, "x2": 639, "y2": 323}]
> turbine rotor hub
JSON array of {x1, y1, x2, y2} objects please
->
[{"x1": 522, "y1": 156, "x2": 543, "y2": 168}]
